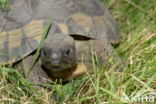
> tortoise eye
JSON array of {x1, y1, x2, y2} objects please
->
[{"x1": 65, "y1": 48, "x2": 72, "y2": 56}]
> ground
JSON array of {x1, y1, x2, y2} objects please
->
[{"x1": 0, "y1": 0, "x2": 156, "y2": 104}]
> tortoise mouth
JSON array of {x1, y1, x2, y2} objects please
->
[
  {"x1": 49, "y1": 66, "x2": 68, "y2": 71},
  {"x1": 41, "y1": 61, "x2": 77, "y2": 72}
]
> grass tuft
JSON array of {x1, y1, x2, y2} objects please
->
[{"x1": 0, "y1": 0, "x2": 156, "y2": 103}]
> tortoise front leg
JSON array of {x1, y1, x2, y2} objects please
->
[
  {"x1": 90, "y1": 39, "x2": 124, "y2": 72},
  {"x1": 18, "y1": 55, "x2": 51, "y2": 88}
]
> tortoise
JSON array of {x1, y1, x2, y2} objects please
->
[{"x1": 0, "y1": 0, "x2": 121, "y2": 84}]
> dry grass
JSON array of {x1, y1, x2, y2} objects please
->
[{"x1": 0, "y1": 0, "x2": 156, "y2": 104}]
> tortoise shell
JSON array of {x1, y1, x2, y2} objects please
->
[{"x1": 0, "y1": 0, "x2": 120, "y2": 65}]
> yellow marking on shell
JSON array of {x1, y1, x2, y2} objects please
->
[
  {"x1": 0, "y1": 20, "x2": 45, "y2": 65},
  {"x1": 0, "y1": 20, "x2": 45, "y2": 49},
  {"x1": 23, "y1": 20, "x2": 45, "y2": 42},
  {"x1": 9, "y1": 29, "x2": 21, "y2": 49},
  {"x1": 70, "y1": 13, "x2": 93, "y2": 33},
  {"x1": 93, "y1": 16, "x2": 108, "y2": 31},
  {"x1": 57, "y1": 23, "x2": 69, "y2": 34}
]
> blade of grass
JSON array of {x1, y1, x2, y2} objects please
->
[{"x1": 27, "y1": 19, "x2": 52, "y2": 77}]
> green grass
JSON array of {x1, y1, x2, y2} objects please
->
[
  {"x1": 0, "y1": 0, "x2": 156, "y2": 104},
  {"x1": 0, "y1": 0, "x2": 9, "y2": 10}
]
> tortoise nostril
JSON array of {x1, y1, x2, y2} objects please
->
[
  {"x1": 51, "y1": 53, "x2": 60, "y2": 65},
  {"x1": 51, "y1": 53, "x2": 58, "y2": 60}
]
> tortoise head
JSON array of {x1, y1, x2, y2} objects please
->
[
  {"x1": 40, "y1": 33, "x2": 77, "y2": 71},
  {"x1": 40, "y1": 14, "x2": 94, "y2": 72}
]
